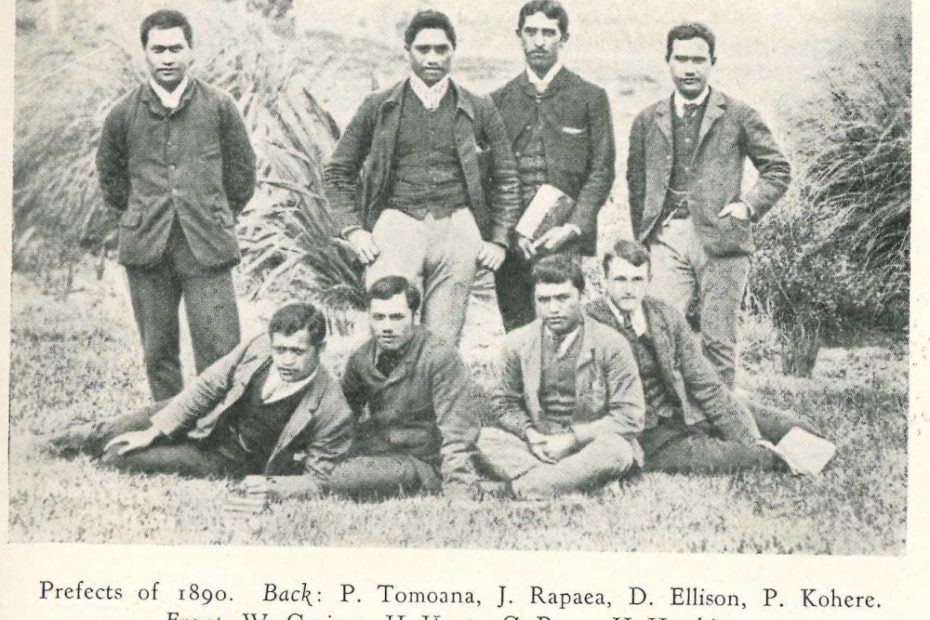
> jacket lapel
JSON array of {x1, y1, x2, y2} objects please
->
[
  {"x1": 654, "y1": 97, "x2": 674, "y2": 145},
  {"x1": 266, "y1": 367, "x2": 330, "y2": 470},
  {"x1": 521, "y1": 325, "x2": 543, "y2": 416},
  {"x1": 375, "y1": 80, "x2": 406, "y2": 195},
  {"x1": 694, "y1": 89, "x2": 727, "y2": 156}
]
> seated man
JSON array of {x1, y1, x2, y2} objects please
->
[
  {"x1": 328, "y1": 276, "x2": 484, "y2": 498},
  {"x1": 478, "y1": 256, "x2": 645, "y2": 497},
  {"x1": 47, "y1": 303, "x2": 354, "y2": 501},
  {"x1": 586, "y1": 240, "x2": 826, "y2": 473}
]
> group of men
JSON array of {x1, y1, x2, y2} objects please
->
[{"x1": 50, "y1": 3, "x2": 823, "y2": 507}]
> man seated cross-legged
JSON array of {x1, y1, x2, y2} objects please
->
[
  {"x1": 327, "y1": 276, "x2": 486, "y2": 499},
  {"x1": 586, "y1": 240, "x2": 831, "y2": 473},
  {"x1": 478, "y1": 256, "x2": 645, "y2": 498},
  {"x1": 47, "y1": 303, "x2": 354, "y2": 503}
]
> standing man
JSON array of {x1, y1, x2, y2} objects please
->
[
  {"x1": 96, "y1": 10, "x2": 256, "y2": 401},
  {"x1": 330, "y1": 276, "x2": 484, "y2": 498},
  {"x1": 626, "y1": 22, "x2": 790, "y2": 387},
  {"x1": 491, "y1": 0, "x2": 615, "y2": 331},
  {"x1": 478, "y1": 256, "x2": 644, "y2": 498},
  {"x1": 47, "y1": 303, "x2": 355, "y2": 504},
  {"x1": 324, "y1": 10, "x2": 520, "y2": 344},
  {"x1": 586, "y1": 240, "x2": 826, "y2": 473}
]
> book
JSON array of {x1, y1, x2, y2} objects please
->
[
  {"x1": 515, "y1": 184, "x2": 576, "y2": 243},
  {"x1": 768, "y1": 427, "x2": 837, "y2": 476}
]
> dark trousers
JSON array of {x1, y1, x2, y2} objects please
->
[
  {"x1": 125, "y1": 223, "x2": 241, "y2": 401},
  {"x1": 323, "y1": 454, "x2": 441, "y2": 498},
  {"x1": 640, "y1": 399, "x2": 818, "y2": 473},
  {"x1": 494, "y1": 250, "x2": 536, "y2": 332},
  {"x1": 64, "y1": 403, "x2": 247, "y2": 478}
]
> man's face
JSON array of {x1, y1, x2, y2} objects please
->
[
  {"x1": 667, "y1": 37, "x2": 714, "y2": 99},
  {"x1": 605, "y1": 257, "x2": 650, "y2": 314},
  {"x1": 270, "y1": 329, "x2": 321, "y2": 383},
  {"x1": 369, "y1": 293, "x2": 416, "y2": 352},
  {"x1": 519, "y1": 12, "x2": 566, "y2": 76},
  {"x1": 144, "y1": 26, "x2": 193, "y2": 91},
  {"x1": 534, "y1": 280, "x2": 583, "y2": 335},
  {"x1": 407, "y1": 28, "x2": 455, "y2": 86}
]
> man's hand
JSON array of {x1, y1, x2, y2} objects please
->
[
  {"x1": 515, "y1": 235, "x2": 536, "y2": 261},
  {"x1": 104, "y1": 426, "x2": 162, "y2": 456},
  {"x1": 476, "y1": 241, "x2": 507, "y2": 271},
  {"x1": 533, "y1": 225, "x2": 578, "y2": 253},
  {"x1": 346, "y1": 229, "x2": 381, "y2": 265},
  {"x1": 718, "y1": 201, "x2": 750, "y2": 221},
  {"x1": 525, "y1": 427, "x2": 556, "y2": 464},
  {"x1": 541, "y1": 432, "x2": 578, "y2": 462}
]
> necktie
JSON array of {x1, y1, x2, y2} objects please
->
[
  {"x1": 620, "y1": 312, "x2": 634, "y2": 331},
  {"x1": 683, "y1": 103, "x2": 700, "y2": 119},
  {"x1": 376, "y1": 351, "x2": 399, "y2": 377}
]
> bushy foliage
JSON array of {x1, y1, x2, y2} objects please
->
[{"x1": 751, "y1": 30, "x2": 910, "y2": 375}]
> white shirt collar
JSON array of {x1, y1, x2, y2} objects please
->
[
  {"x1": 261, "y1": 365, "x2": 318, "y2": 404},
  {"x1": 408, "y1": 73, "x2": 451, "y2": 111},
  {"x1": 606, "y1": 296, "x2": 647, "y2": 337},
  {"x1": 543, "y1": 318, "x2": 582, "y2": 358},
  {"x1": 526, "y1": 61, "x2": 564, "y2": 94},
  {"x1": 673, "y1": 85, "x2": 711, "y2": 118},
  {"x1": 149, "y1": 74, "x2": 190, "y2": 110}
]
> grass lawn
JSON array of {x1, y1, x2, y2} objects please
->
[{"x1": 7, "y1": 262, "x2": 907, "y2": 554}]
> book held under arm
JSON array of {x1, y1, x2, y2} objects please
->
[{"x1": 515, "y1": 183, "x2": 576, "y2": 244}]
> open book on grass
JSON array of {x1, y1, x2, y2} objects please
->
[{"x1": 769, "y1": 427, "x2": 837, "y2": 476}]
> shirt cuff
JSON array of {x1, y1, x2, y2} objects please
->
[
  {"x1": 565, "y1": 224, "x2": 582, "y2": 238},
  {"x1": 741, "y1": 198, "x2": 756, "y2": 219},
  {"x1": 341, "y1": 225, "x2": 362, "y2": 239}
]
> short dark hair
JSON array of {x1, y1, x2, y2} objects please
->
[
  {"x1": 367, "y1": 276, "x2": 422, "y2": 312},
  {"x1": 602, "y1": 239, "x2": 651, "y2": 274},
  {"x1": 665, "y1": 22, "x2": 715, "y2": 61},
  {"x1": 268, "y1": 303, "x2": 327, "y2": 346},
  {"x1": 532, "y1": 255, "x2": 584, "y2": 292},
  {"x1": 404, "y1": 10, "x2": 457, "y2": 49},
  {"x1": 140, "y1": 10, "x2": 193, "y2": 48},
  {"x1": 517, "y1": 0, "x2": 569, "y2": 36}
]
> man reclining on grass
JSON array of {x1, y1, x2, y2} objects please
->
[
  {"x1": 324, "y1": 275, "x2": 488, "y2": 500},
  {"x1": 477, "y1": 256, "x2": 646, "y2": 498},
  {"x1": 586, "y1": 240, "x2": 832, "y2": 474},
  {"x1": 47, "y1": 303, "x2": 354, "y2": 502}
]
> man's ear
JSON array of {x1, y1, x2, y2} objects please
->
[{"x1": 561, "y1": 32, "x2": 570, "y2": 43}]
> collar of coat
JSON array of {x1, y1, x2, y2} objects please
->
[
  {"x1": 516, "y1": 64, "x2": 573, "y2": 98},
  {"x1": 381, "y1": 77, "x2": 475, "y2": 120},
  {"x1": 519, "y1": 314, "x2": 612, "y2": 369},
  {"x1": 140, "y1": 76, "x2": 198, "y2": 115},
  {"x1": 653, "y1": 87, "x2": 728, "y2": 146},
  {"x1": 363, "y1": 325, "x2": 432, "y2": 385}
]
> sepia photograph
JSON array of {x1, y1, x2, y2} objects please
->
[{"x1": 7, "y1": 0, "x2": 910, "y2": 555}]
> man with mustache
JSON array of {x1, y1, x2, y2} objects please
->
[
  {"x1": 627, "y1": 22, "x2": 791, "y2": 387},
  {"x1": 96, "y1": 9, "x2": 256, "y2": 401},
  {"x1": 491, "y1": 0, "x2": 615, "y2": 331}
]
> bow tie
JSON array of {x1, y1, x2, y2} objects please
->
[{"x1": 683, "y1": 102, "x2": 701, "y2": 118}]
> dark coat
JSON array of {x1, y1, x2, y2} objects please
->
[
  {"x1": 626, "y1": 89, "x2": 791, "y2": 256},
  {"x1": 491, "y1": 68, "x2": 616, "y2": 255},
  {"x1": 585, "y1": 296, "x2": 758, "y2": 443},
  {"x1": 340, "y1": 327, "x2": 483, "y2": 487},
  {"x1": 96, "y1": 78, "x2": 256, "y2": 268},
  {"x1": 323, "y1": 79, "x2": 521, "y2": 247},
  {"x1": 149, "y1": 334, "x2": 355, "y2": 479}
]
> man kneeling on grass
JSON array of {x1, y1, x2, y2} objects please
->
[
  {"x1": 586, "y1": 240, "x2": 832, "y2": 473},
  {"x1": 478, "y1": 256, "x2": 646, "y2": 498},
  {"x1": 327, "y1": 275, "x2": 485, "y2": 499},
  {"x1": 48, "y1": 303, "x2": 354, "y2": 502}
]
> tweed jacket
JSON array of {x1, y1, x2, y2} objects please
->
[
  {"x1": 492, "y1": 68, "x2": 615, "y2": 255},
  {"x1": 340, "y1": 327, "x2": 483, "y2": 487},
  {"x1": 96, "y1": 78, "x2": 256, "y2": 268},
  {"x1": 323, "y1": 79, "x2": 521, "y2": 247},
  {"x1": 149, "y1": 334, "x2": 354, "y2": 480},
  {"x1": 493, "y1": 316, "x2": 645, "y2": 456},
  {"x1": 585, "y1": 296, "x2": 758, "y2": 443},
  {"x1": 626, "y1": 89, "x2": 791, "y2": 256}
]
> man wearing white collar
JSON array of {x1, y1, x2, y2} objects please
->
[
  {"x1": 324, "y1": 10, "x2": 520, "y2": 345},
  {"x1": 586, "y1": 240, "x2": 829, "y2": 473},
  {"x1": 491, "y1": 0, "x2": 616, "y2": 332},
  {"x1": 627, "y1": 22, "x2": 791, "y2": 388},
  {"x1": 96, "y1": 10, "x2": 256, "y2": 402}
]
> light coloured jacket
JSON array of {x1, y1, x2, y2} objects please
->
[{"x1": 150, "y1": 334, "x2": 354, "y2": 479}]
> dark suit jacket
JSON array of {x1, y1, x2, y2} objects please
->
[
  {"x1": 626, "y1": 89, "x2": 790, "y2": 256},
  {"x1": 340, "y1": 327, "x2": 483, "y2": 487},
  {"x1": 492, "y1": 68, "x2": 615, "y2": 255},
  {"x1": 323, "y1": 79, "x2": 521, "y2": 247},
  {"x1": 96, "y1": 78, "x2": 256, "y2": 268},
  {"x1": 492, "y1": 316, "x2": 644, "y2": 462},
  {"x1": 149, "y1": 334, "x2": 354, "y2": 480},
  {"x1": 585, "y1": 296, "x2": 758, "y2": 443}
]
